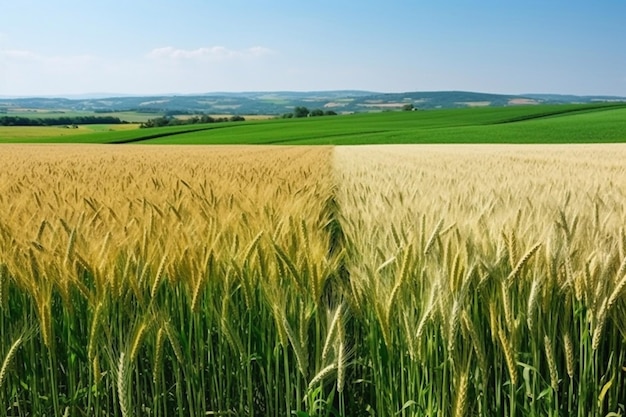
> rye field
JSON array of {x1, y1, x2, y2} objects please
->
[{"x1": 1, "y1": 144, "x2": 626, "y2": 416}]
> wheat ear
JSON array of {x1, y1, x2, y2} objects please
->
[
  {"x1": 592, "y1": 299, "x2": 607, "y2": 351},
  {"x1": 506, "y1": 242, "x2": 541, "y2": 282},
  {"x1": 307, "y1": 364, "x2": 336, "y2": 390},
  {"x1": 190, "y1": 275, "x2": 204, "y2": 313},
  {"x1": 150, "y1": 254, "x2": 167, "y2": 299},
  {"x1": 153, "y1": 327, "x2": 165, "y2": 385},
  {"x1": 424, "y1": 219, "x2": 444, "y2": 255},
  {"x1": 544, "y1": 335, "x2": 559, "y2": 391},
  {"x1": 117, "y1": 352, "x2": 130, "y2": 417},
  {"x1": 498, "y1": 325, "x2": 518, "y2": 386},
  {"x1": 526, "y1": 278, "x2": 540, "y2": 333},
  {"x1": 462, "y1": 311, "x2": 488, "y2": 380},
  {"x1": 164, "y1": 320, "x2": 184, "y2": 363},
  {"x1": 607, "y1": 273, "x2": 626, "y2": 311},
  {"x1": 453, "y1": 366, "x2": 469, "y2": 417},
  {"x1": 321, "y1": 304, "x2": 342, "y2": 364},
  {"x1": 563, "y1": 332, "x2": 574, "y2": 379},
  {"x1": 130, "y1": 321, "x2": 149, "y2": 363},
  {"x1": 0, "y1": 335, "x2": 23, "y2": 389}
]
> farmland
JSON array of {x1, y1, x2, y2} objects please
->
[
  {"x1": 1, "y1": 103, "x2": 625, "y2": 144},
  {"x1": 1, "y1": 144, "x2": 626, "y2": 416},
  {"x1": 2, "y1": 91, "x2": 625, "y2": 115}
]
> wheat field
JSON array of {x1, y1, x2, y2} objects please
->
[
  {"x1": 1, "y1": 144, "x2": 625, "y2": 416},
  {"x1": 335, "y1": 145, "x2": 626, "y2": 416}
]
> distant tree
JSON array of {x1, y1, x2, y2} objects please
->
[
  {"x1": 402, "y1": 103, "x2": 415, "y2": 111},
  {"x1": 140, "y1": 116, "x2": 171, "y2": 128},
  {"x1": 139, "y1": 113, "x2": 246, "y2": 128},
  {"x1": 0, "y1": 115, "x2": 124, "y2": 126},
  {"x1": 324, "y1": 110, "x2": 337, "y2": 116},
  {"x1": 310, "y1": 109, "x2": 324, "y2": 117},
  {"x1": 293, "y1": 106, "x2": 310, "y2": 118}
]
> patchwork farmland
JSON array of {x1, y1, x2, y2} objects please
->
[{"x1": 1, "y1": 103, "x2": 625, "y2": 145}]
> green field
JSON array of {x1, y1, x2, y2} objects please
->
[
  {"x1": 0, "y1": 103, "x2": 625, "y2": 144},
  {"x1": 2, "y1": 109, "x2": 158, "y2": 123},
  {"x1": 0, "y1": 124, "x2": 139, "y2": 140}
]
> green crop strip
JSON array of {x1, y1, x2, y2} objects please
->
[{"x1": 1, "y1": 103, "x2": 625, "y2": 144}]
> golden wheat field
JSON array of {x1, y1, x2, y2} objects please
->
[{"x1": 1, "y1": 144, "x2": 626, "y2": 417}]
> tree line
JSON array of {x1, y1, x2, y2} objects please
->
[
  {"x1": 280, "y1": 106, "x2": 337, "y2": 118},
  {"x1": 139, "y1": 115, "x2": 245, "y2": 128},
  {"x1": 0, "y1": 115, "x2": 126, "y2": 126}
]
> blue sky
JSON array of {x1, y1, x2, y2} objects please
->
[{"x1": 1, "y1": 0, "x2": 625, "y2": 96}]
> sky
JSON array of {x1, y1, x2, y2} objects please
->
[{"x1": 1, "y1": 0, "x2": 625, "y2": 97}]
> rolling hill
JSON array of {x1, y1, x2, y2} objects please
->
[
  {"x1": 2, "y1": 102, "x2": 625, "y2": 145},
  {"x1": 1, "y1": 91, "x2": 625, "y2": 116}
]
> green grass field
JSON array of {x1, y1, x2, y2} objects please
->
[
  {"x1": 2, "y1": 109, "x2": 157, "y2": 123},
  {"x1": 1, "y1": 103, "x2": 625, "y2": 144},
  {"x1": 0, "y1": 124, "x2": 139, "y2": 140}
]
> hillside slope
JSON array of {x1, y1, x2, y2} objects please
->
[
  {"x1": 3, "y1": 103, "x2": 624, "y2": 145},
  {"x1": 2, "y1": 91, "x2": 625, "y2": 115}
]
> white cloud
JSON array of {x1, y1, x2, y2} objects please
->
[
  {"x1": 147, "y1": 46, "x2": 274, "y2": 61},
  {"x1": 0, "y1": 48, "x2": 113, "y2": 95},
  {"x1": 1, "y1": 49, "x2": 39, "y2": 60},
  {"x1": 0, "y1": 45, "x2": 283, "y2": 95}
]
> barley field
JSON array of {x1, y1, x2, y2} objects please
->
[{"x1": 1, "y1": 144, "x2": 625, "y2": 416}]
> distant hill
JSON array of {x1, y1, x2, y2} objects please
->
[{"x1": 1, "y1": 91, "x2": 624, "y2": 116}]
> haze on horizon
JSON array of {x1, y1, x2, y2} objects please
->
[{"x1": 1, "y1": 0, "x2": 625, "y2": 98}]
